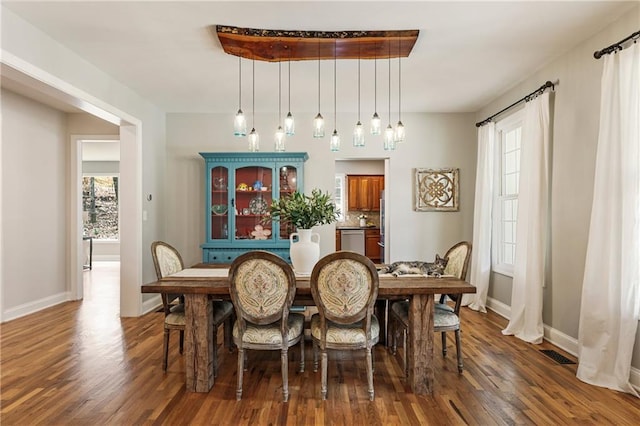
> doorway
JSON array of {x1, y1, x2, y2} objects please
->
[{"x1": 334, "y1": 158, "x2": 389, "y2": 263}]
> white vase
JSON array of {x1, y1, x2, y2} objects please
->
[
  {"x1": 359, "y1": 218, "x2": 366, "y2": 227},
  {"x1": 289, "y1": 228, "x2": 320, "y2": 275}
]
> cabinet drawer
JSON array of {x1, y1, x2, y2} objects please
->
[
  {"x1": 204, "y1": 247, "x2": 292, "y2": 264},
  {"x1": 205, "y1": 250, "x2": 239, "y2": 264}
]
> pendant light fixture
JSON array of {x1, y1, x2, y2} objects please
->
[
  {"x1": 248, "y1": 58, "x2": 259, "y2": 151},
  {"x1": 370, "y1": 56, "x2": 381, "y2": 135},
  {"x1": 313, "y1": 39, "x2": 325, "y2": 138},
  {"x1": 274, "y1": 61, "x2": 286, "y2": 151},
  {"x1": 284, "y1": 60, "x2": 295, "y2": 136},
  {"x1": 330, "y1": 40, "x2": 340, "y2": 151},
  {"x1": 394, "y1": 38, "x2": 405, "y2": 143},
  {"x1": 353, "y1": 53, "x2": 365, "y2": 147},
  {"x1": 383, "y1": 51, "x2": 395, "y2": 151},
  {"x1": 234, "y1": 56, "x2": 247, "y2": 136}
]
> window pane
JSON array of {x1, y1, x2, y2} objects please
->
[
  {"x1": 505, "y1": 174, "x2": 518, "y2": 195},
  {"x1": 83, "y1": 176, "x2": 119, "y2": 240}
]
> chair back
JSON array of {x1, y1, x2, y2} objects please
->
[
  {"x1": 229, "y1": 251, "x2": 297, "y2": 327},
  {"x1": 441, "y1": 241, "x2": 472, "y2": 314},
  {"x1": 310, "y1": 251, "x2": 379, "y2": 325},
  {"x1": 151, "y1": 241, "x2": 184, "y2": 280},
  {"x1": 151, "y1": 241, "x2": 186, "y2": 316},
  {"x1": 443, "y1": 241, "x2": 472, "y2": 281}
]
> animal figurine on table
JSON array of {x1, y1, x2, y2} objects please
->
[{"x1": 377, "y1": 254, "x2": 449, "y2": 277}]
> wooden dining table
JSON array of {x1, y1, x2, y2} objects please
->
[{"x1": 141, "y1": 264, "x2": 476, "y2": 395}]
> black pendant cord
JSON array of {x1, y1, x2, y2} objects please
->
[
  {"x1": 475, "y1": 81, "x2": 555, "y2": 128},
  {"x1": 594, "y1": 30, "x2": 640, "y2": 59}
]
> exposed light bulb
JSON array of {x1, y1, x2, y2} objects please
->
[
  {"x1": 274, "y1": 126, "x2": 285, "y2": 152},
  {"x1": 371, "y1": 112, "x2": 381, "y2": 135},
  {"x1": 353, "y1": 121, "x2": 365, "y2": 147},
  {"x1": 330, "y1": 129, "x2": 340, "y2": 152},
  {"x1": 284, "y1": 112, "x2": 295, "y2": 136},
  {"x1": 394, "y1": 121, "x2": 405, "y2": 142},
  {"x1": 248, "y1": 128, "x2": 259, "y2": 152},
  {"x1": 383, "y1": 124, "x2": 395, "y2": 151},
  {"x1": 313, "y1": 113, "x2": 325, "y2": 138},
  {"x1": 234, "y1": 109, "x2": 247, "y2": 136}
]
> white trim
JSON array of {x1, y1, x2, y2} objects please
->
[
  {"x1": 2, "y1": 50, "x2": 143, "y2": 317},
  {"x1": 485, "y1": 296, "x2": 640, "y2": 392},
  {"x1": 3, "y1": 292, "x2": 70, "y2": 322},
  {"x1": 486, "y1": 296, "x2": 511, "y2": 319}
]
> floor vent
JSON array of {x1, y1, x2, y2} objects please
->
[{"x1": 540, "y1": 349, "x2": 576, "y2": 365}]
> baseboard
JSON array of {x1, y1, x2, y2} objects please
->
[
  {"x1": 2, "y1": 292, "x2": 70, "y2": 323},
  {"x1": 486, "y1": 296, "x2": 511, "y2": 319},
  {"x1": 485, "y1": 296, "x2": 640, "y2": 392},
  {"x1": 93, "y1": 255, "x2": 120, "y2": 261},
  {"x1": 142, "y1": 294, "x2": 162, "y2": 315}
]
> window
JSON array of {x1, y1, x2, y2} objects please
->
[
  {"x1": 493, "y1": 110, "x2": 523, "y2": 276},
  {"x1": 334, "y1": 173, "x2": 346, "y2": 221},
  {"x1": 83, "y1": 176, "x2": 119, "y2": 240}
]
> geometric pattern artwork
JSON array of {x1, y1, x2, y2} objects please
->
[{"x1": 413, "y1": 168, "x2": 459, "y2": 211}]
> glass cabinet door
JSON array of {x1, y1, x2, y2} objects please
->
[
  {"x1": 234, "y1": 165, "x2": 273, "y2": 240},
  {"x1": 277, "y1": 165, "x2": 299, "y2": 240},
  {"x1": 210, "y1": 166, "x2": 229, "y2": 240}
]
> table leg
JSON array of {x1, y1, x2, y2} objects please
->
[
  {"x1": 184, "y1": 294, "x2": 214, "y2": 392},
  {"x1": 407, "y1": 294, "x2": 434, "y2": 394}
]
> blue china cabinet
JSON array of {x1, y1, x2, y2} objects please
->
[{"x1": 200, "y1": 152, "x2": 308, "y2": 263}]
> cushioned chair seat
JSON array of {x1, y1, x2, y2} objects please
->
[
  {"x1": 311, "y1": 314, "x2": 380, "y2": 345},
  {"x1": 165, "y1": 311, "x2": 186, "y2": 327},
  {"x1": 435, "y1": 302, "x2": 454, "y2": 313},
  {"x1": 391, "y1": 301, "x2": 459, "y2": 328},
  {"x1": 233, "y1": 313, "x2": 304, "y2": 345}
]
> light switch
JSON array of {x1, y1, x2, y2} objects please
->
[{"x1": 142, "y1": 210, "x2": 148, "y2": 221}]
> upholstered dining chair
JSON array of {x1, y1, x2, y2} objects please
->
[
  {"x1": 310, "y1": 251, "x2": 380, "y2": 401},
  {"x1": 390, "y1": 241, "x2": 472, "y2": 376},
  {"x1": 228, "y1": 251, "x2": 305, "y2": 402},
  {"x1": 151, "y1": 241, "x2": 234, "y2": 374}
]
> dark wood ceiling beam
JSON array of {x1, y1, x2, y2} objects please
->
[{"x1": 215, "y1": 25, "x2": 419, "y2": 62}]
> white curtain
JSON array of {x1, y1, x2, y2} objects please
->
[
  {"x1": 462, "y1": 122, "x2": 495, "y2": 312},
  {"x1": 577, "y1": 43, "x2": 640, "y2": 396},
  {"x1": 502, "y1": 92, "x2": 550, "y2": 344}
]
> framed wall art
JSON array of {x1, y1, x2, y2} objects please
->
[{"x1": 413, "y1": 168, "x2": 459, "y2": 212}]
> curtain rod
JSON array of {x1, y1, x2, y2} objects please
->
[
  {"x1": 594, "y1": 30, "x2": 640, "y2": 59},
  {"x1": 475, "y1": 81, "x2": 554, "y2": 128}
]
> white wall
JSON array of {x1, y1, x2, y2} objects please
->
[
  {"x1": 165, "y1": 111, "x2": 477, "y2": 267},
  {"x1": 2, "y1": 6, "x2": 167, "y2": 317},
  {"x1": 477, "y1": 7, "x2": 640, "y2": 367},
  {"x1": 1, "y1": 89, "x2": 69, "y2": 316}
]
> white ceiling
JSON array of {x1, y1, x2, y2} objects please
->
[{"x1": 2, "y1": 1, "x2": 636, "y2": 115}]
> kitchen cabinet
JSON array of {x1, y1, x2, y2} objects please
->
[
  {"x1": 200, "y1": 152, "x2": 308, "y2": 263},
  {"x1": 335, "y1": 230, "x2": 341, "y2": 251},
  {"x1": 347, "y1": 175, "x2": 384, "y2": 211},
  {"x1": 365, "y1": 229, "x2": 382, "y2": 263}
]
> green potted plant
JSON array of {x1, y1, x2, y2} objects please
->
[
  {"x1": 267, "y1": 188, "x2": 339, "y2": 230},
  {"x1": 266, "y1": 189, "x2": 339, "y2": 274}
]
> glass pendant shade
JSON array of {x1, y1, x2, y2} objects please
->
[
  {"x1": 234, "y1": 109, "x2": 247, "y2": 136},
  {"x1": 248, "y1": 128, "x2": 259, "y2": 152},
  {"x1": 371, "y1": 112, "x2": 381, "y2": 135},
  {"x1": 353, "y1": 121, "x2": 365, "y2": 147},
  {"x1": 313, "y1": 113, "x2": 325, "y2": 138},
  {"x1": 330, "y1": 129, "x2": 340, "y2": 152},
  {"x1": 383, "y1": 124, "x2": 395, "y2": 151},
  {"x1": 284, "y1": 112, "x2": 295, "y2": 136},
  {"x1": 274, "y1": 126, "x2": 285, "y2": 152},
  {"x1": 234, "y1": 56, "x2": 246, "y2": 137},
  {"x1": 394, "y1": 120, "x2": 405, "y2": 142}
]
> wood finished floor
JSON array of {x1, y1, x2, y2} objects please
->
[{"x1": 1, "y1": 262, "x2": 639, "y2": 425}]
